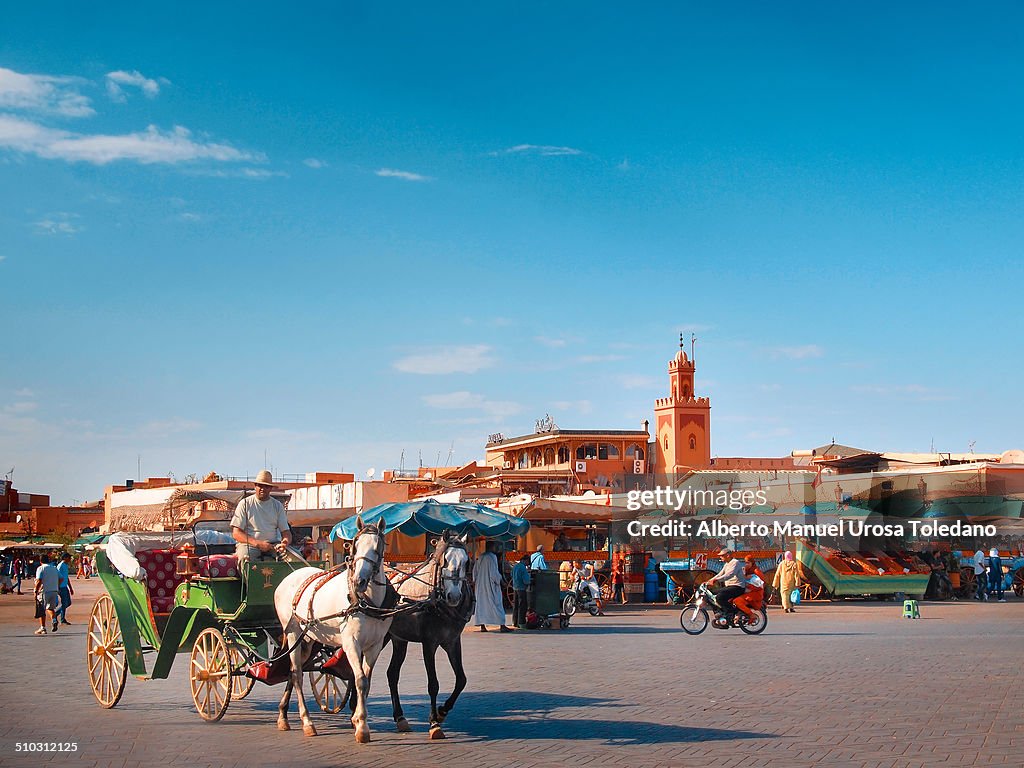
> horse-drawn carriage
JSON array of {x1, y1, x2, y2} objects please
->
[
  {"x1": 88, "y1": 497, "x2": 530, "y2": 743},
  {"x1": 86, "y1": 522, "x2": 344, "y2": 721}
]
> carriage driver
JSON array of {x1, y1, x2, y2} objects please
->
[{"x1": 231, "y1": 470, "x2": 291, "y2": 562}]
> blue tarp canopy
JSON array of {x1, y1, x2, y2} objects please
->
[{"x1": 329, "y1": 499, "x2": 531, "y2": 542}]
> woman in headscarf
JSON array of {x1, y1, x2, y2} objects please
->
[{"x1": 772, "y1": 550, "x2": 802, "y2": 613}]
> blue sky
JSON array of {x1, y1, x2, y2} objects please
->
[{"x1": 2, "y1": 3, "x2": 1023, "y2": 503}]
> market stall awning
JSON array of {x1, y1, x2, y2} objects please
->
[{"x1": 329, "y1": 499, "x2": 530, "y2": 541}]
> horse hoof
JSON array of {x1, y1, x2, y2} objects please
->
[
  {"x1": 355, "y1": 729, "x2": 371, "y2": 744},
  {"x1": 277, "y1": 720, "x2": 290, "y2": 732},
  {"x1": 303, "y1": 724, "x2": 318, "y2": 737},
  {"x1": 396, "y1": 718, "x2": 412, "y2": 733},
  {"x1": 428, "y1": 725, "x2": 446, "y2": 740}
]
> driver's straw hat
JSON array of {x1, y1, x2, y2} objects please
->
[{"x1": 254, "y1": 469, "x2": 275, "y2": 487}]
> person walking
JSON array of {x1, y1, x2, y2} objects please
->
[
  {"x1": 55, "y1": 552, "x2": 74, "y2": 625},
  {"x1": 973, "y1": 548, "x2": 988, "y2": 601},
  {"x1": 988, "y1": 547, "x2": 1006, "y2": 602},
  {"x1": 34, "y1": 554, "x2": 60, "y2": 635},
  {"x1": 772, "y1": 551, "x2": 802, "y2": 613},
  {"x1": 473, "y1": 542, "x2": 510, "y2": 632},
  {"x1": 12, "y1": 556, "x2": 23, "y2": 594},
  {"x1": 611, "y1": 563, "x2": 626, "y2": 604},
  {"x1": 511, "y1": 554, "x2": 531, "y2": 629}
]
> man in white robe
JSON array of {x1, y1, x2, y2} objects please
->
[{"x1": 473, "y1": 542, "x2": 510, "y2": 632}]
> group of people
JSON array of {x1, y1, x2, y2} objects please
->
[
  {"x1": 33, "y1": 552, "x2": 74, "y2": 635},
  {"x1": 706, "y1": 548, "x2": 804, "y2": 622},
  {"x1": 972, "y1": 547, "x2": 1009, "y2": 602}
]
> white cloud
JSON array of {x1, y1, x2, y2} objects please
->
[
  {"x1": 303, "y1": 158, "x2": 325, "y2": 168},
  {"x1": 4, "y1": 401, "x2": 37, "y2": 414},
  {"x1": 179, "y1": 212, "x2": 202, "y2": 222},
  {"x1": 618, "y1": 158, "x2": 630, "y2": 171},
  {"x1": 422, "y1": 391, "x2": 522, "y2": 420},
  {"x1": 576, "y1": 354, "x2": 625, "y2": 364},
  {"x1": 0, "y1": 255, "x2": 6, "y2": 263},
  {"x1": 620, "y1": 374, "x2": 660, "y2": 390},
  {"x1": 393, "y1": 345, "x2": 496, "y2": 375},
  {"x1": 33, "y1": 213, "x2": 80, "y2": 235},
  {"x1": 0, "y1": 66, "x2": 93, "y2": 117},
  {"x1": 375, "y1": 168, "x2": 430, "y2": 182},
  {"x1": 535, "y1": 336, "x2": 568, "y2": 348},
  {"x1": 0, "y1": 116, "x2": 261, "y2": 165},
  {"x1": 105, "y1": 70, "x2": 165, "y2": 102},
  {"x1": 14, "y1": 388, "x2": 33, "y2": 397},
  {"x1": 490, "y1": 144, "x2": 583, "y2": 157},
  {"x1": 767, "y1": 344, "x2": 824, "y2": 360}
]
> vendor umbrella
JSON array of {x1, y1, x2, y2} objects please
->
[{"x1": 330, "y1": 499, "x2": 531, "y2": 542}]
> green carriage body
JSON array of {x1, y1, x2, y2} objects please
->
[{"x1": 94, "y1": 542, "x2": 324, "y2": 681}]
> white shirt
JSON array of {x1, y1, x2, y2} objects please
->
[{"x1": 973, "y1": 550, "x2": 986, "y2": 575}]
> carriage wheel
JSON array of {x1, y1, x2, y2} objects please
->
[
  {"x1": 957, "y1": 567, "x2": 976, "y2": 599},
  {"x1": 228, "y1": 644, "x2": 256, "y2": 701},
  {"x1": 87, "y1": 594, "x2": 127, "y2": 709},
  {"x1": 309, "y1": 670, "x2": 346, "y2": 714},
  {"x1": 1013, "y1": 568, "x2": 1024, "y2": 598},
  {"x1": 190, "y1": 627, "x2": 232, "y2": 722}
]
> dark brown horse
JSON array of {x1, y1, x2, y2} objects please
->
[{"x1": 385, "y1": 531, "x2": 473, "y2": 739}]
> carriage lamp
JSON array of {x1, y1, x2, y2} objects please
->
[{"x1": 177, "y1": 544, "x2": 199, "y2": 579}]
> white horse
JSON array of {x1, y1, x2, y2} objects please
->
[{"x1": 273, "y1": 518, "x2": 391, "y2": 743}]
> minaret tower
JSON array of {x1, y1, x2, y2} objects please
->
[{"x1": 653, "y1": 334, "x2": 711, "y2": 475}]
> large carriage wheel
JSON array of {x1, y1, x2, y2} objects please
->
[
  {"x1": 190, "y1": 627, "x2": 232, "y2": 722},
  {"x1": 87, "y1": 594, "x2": 127, "y2": 709},
  {"x1": 309, "y1": 670, "x2": 346, "y2": 714},
  {"x1": 1013, "y1": 568, "x2": 1024, "y2": 598},
  {"x1": 228, "y1": 644, "x2": 256, "y2": 701},
  {"x1": 957, "y1": 567, "x2": 977, "y2": 599}
]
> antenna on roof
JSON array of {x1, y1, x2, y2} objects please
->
[{"x1": 445, "y1": 441, "x2": 455, "y2": 466}]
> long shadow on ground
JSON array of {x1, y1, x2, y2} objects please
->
[{"x1": 247, "y1": 690, "x2": 773, "y2": 745}]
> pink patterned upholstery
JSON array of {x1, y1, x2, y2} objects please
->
[
  {"x1": 197, "y1": 554, "x2": 239, "y2": 579},
  {"x1": 136, "y1": 549, "x2": 184, "y2": 614}
]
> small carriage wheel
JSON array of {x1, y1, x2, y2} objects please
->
[
  {"x1": 87, "y1": 594, "x2": 127, "y2": 709},
  {"x1": 1012, "y1": 568, "x2": 1024, "y2": 598},
  {"x1": 190, "y1": 627, "x2": 232, "y2": 722},
  {"x1": 228, "y1": 644, "x2": 256, "y2": 701},
  {"x1": 308, "y1": 670, "x2": 345, "y2": 714}
]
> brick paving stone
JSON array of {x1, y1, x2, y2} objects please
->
[{"x1": 1, "y1": 579, "x2": 1022, "y2": 767}]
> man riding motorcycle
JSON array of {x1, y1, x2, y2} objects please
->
[{"x1": 706, "y1": 548, "x2": 752, "y2": 624}]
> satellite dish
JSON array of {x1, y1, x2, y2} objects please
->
[{"x1": 366, "y1": 468, "x2": 376, "y2": 479}]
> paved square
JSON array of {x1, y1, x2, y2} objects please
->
[{"x1": 1, "y1": 578, "x2": 1021, "y2": 768}]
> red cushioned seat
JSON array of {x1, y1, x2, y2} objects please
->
[
  {"x1": 136, "y1": 549, "x2": 184, "y2": 613},
  {"x1": 197, "y1": 554, "x2": 239, "y2": 579}
]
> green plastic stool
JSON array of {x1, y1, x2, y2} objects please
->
[{"x1": 902, "y1": 599, "x2": 920, "y2": 619}]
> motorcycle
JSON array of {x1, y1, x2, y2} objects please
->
[
  {"x1": 678, "y1": 582, "x2": 768, "y2": 635},
  {"x1": 562, "y1": 579, "x2": 604, "y2": 617}
]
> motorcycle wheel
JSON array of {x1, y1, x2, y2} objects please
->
[
  {"x1": 679, "y1": 605, "x2": 709, "y2": 635},
  {"x1": 739, "y1": 608, "x2": 769, "y2": 635},
  {"x1": 562, "y1": 593, "x2": 578, "y2": 617}
]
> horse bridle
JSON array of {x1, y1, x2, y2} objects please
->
[
  {"x1": 431, "y1": 535, "x2": 468, "y2": 601},
  {"x1": 348, "y1": 523, "x2": 388, "y2": 602}
]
